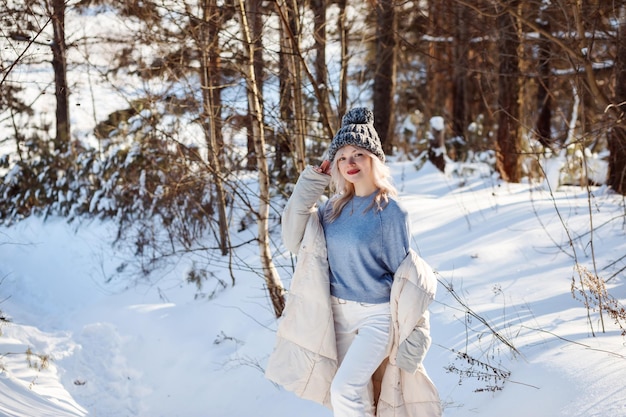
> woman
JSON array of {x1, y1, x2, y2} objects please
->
[{"x1": 265, "y1": 108, "x2": 441, "y2": 417}]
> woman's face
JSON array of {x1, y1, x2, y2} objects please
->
[{"x1": 335, "y1": 145, "x2": 376, "y2": 192}]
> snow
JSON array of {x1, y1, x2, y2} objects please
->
[
  {"x1": 430, "y1": 116, "x2": 445, "y2": 132},
  {"x1": 1, "y1": 161, "x2": 625, "y2": 417}
]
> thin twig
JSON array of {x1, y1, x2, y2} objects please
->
[
  {"x1": 437, "y1": 275, "x2": 521, "y2": 357},
  {"x1": 520, "y1": 326, "x2": 626, "y2": 359}
]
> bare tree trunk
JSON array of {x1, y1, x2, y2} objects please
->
[
  {"x1": 311, "y1": 0, "x2": 333, "y2": 122},
  {"x1": 245, "y1": 0, "x2": 264, "y2": 170},
  {"x1": 238, "y1": 0, "x2": 286, "y2": 317},
  {"x1": 49, "y1": 0, "x2": 69, "y2": 152},
  {"x1": 495, "y1": 0, "x2": 522, "y2": 182},
  {"x1": 451, "y1": 0, "x2": 468, "y2": 160},
  {"x1": 275, "y1": 0, "x2": 305, "y2": 177},
  {"x1": 608, "y1": 3, "x2": 626, "y2": 195},
  {"x1": 276, "y1": 4, "x2": 294, "y2": 174},
  {"x1": 337, "y1": 0, "x2": 348, "y2": 118},
  {"x1": 200, "y1": 0, "x2": 230, "y2": 256},
  {"x1": 535, "y1": 14, "x2": 552, "y2": 149},
  {"x1": 289, "y1": 0, "x2": 306, "y2": 171},
  {"x1": 425, "y1": 0, "x2": 447, "y2": 118},
  {"x1": 373, "y1": 0, "x2": 396, "y2": 156}
]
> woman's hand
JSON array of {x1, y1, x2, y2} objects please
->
[{"x1": 313, "y1": 160, "x2": 331, "y2": 175}]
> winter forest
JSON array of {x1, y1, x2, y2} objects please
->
[{"x1": 1, "y1": 0, "x2": 626, "y2": 416}]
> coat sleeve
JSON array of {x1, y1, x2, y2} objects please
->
[
  {"x1": 390, "y1": 250, "x2": 437, "y2": 373},
  {"x1": 282, "y1": 166, "x2": 331, "y2": 254},
  {"x1": 395, "y1": 313, "x2": 432, "y2": 373}
]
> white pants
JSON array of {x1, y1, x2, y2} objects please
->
[{"x1": 330, "y1": 296, "x2": 391, "y2": 417}]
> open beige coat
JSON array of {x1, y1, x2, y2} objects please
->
[{"x1": 265, "y1": 167, "x2": 442, "y2": 417}]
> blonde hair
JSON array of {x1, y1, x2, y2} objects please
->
[{"x1": 325, "y1": 150, "x2": 397, "y2": 223}]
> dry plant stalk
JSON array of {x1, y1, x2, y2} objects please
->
[
  {"x1": 444, "y1": 348, "x2": 511, "y2": 392},
  {"x1": 572, "y1": 264, "x2": 626, "y2": 336}
]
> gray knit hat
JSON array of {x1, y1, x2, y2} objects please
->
[{"x1": 327, "y1": 107, "x2": 385, "y2": 162}]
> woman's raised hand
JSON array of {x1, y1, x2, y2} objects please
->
[{"x1": 313, "y1": 160, "x2": 331, "y2": 175}]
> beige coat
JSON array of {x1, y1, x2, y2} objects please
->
[{"x1": 265, "y1": 167, "x2": 442, "y2": 417}]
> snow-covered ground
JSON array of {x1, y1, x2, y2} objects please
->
[{"x1": 1, "y1": 161, "x2": 625, "y2": 417}]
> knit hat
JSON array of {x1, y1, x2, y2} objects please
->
[{"x1": 327, "y1": 107, "x2": 385, "y2": 162}]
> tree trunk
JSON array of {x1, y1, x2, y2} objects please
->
[
  {"x1": 373, "y1": 0, "x2": 396, "y2": 156},
  {"x1": 238, "y1": 0, "x2": 286, "y2": 318},
  {"x1": 451, "y1": 0, "x2": 468, "y2": 160},
  {"x1": 535, "y1": 15, "x2": 552, "y2": 148},
  {"x1": 495, "y1": 0, "x2": 522, "y2": 182},
  {"x1": 50, "y1": 0, "x2": 69, "y2": 152},
  {"x1": 337, "y1": 0, "x2": 348, "y2": 119},
  {"x1": 311, "y1": 0, "x2": 333, "y2": 122},
  {"x1": 275, "y1": 0, "x2": 305, "y2": 174},
  {"x1": 276, "y1": 3, "x2": 294, "y2": 175},
  {"x1": 200, "y1": 0, "x2": 230, "y2": 256},
  {"x1": 289, "y1": 0, "x2": 306, "y2": 171},
  {"x1": 608, "y1": 4, "x2": 626, "y2": 195},
  {"x1": 426, "y1": 0, "x2": 446, "y2": 113},
  {"x1": 245, "y1": 0, "x2": 264, "y2": 170}
]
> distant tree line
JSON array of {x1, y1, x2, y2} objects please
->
[{"x1": 1, "y1": 0, "x2": 625, "y2": 316}]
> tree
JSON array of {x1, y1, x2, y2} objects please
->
[
  {"x1": 534, "y1": 2, "x2": 552, "y2": 148},
  {"x1": 238, "y1": 0, "x2": 286, "y2": 317},
  {"x1": 243, "y1": 0, "x2": 264, "y2": 171},
  {"x1": 275, "y1": 0, "x2": 306, "y2": 176},
  {"x1": 607, "y1": 3, "x2": 626, "y2": 194},
  {"x1": 0, "y1": 0, "x2": 76, "y2": 220},
  {"x1": 373, "y1": 0, "x2": 397, "y2": 155},
  {"x1": 494, "y1": 0, "x2": 522, "y2": 182},
  {"x1": 336, "y1": 0, "x2": 348, "y2": 117},
  {"x1": 311, "y1": 0, "x2": 333, "y2": 123},
  {"x1": 451, "y1": 0, "x2": 469, "y2": 159},
  {"x1": 2, "y1": 0, "x2": 69, "y2": 153},
  {"x1": 49, "y1": 0, "x2": 69, "y2": 153},
  {"x1": 425, "y1": 0, "x2": 449, "y2": 118},
  {"x1": 197, "y1": 0, "x2": 232, "y2": 256}
]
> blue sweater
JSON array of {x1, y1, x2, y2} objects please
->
[{"x1": 319, "y1": 192, "x2": 411, "y2": 304}]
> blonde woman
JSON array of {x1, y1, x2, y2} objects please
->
[{"x1": 266, "y1": 108, "x2": 441, "y2": 417}]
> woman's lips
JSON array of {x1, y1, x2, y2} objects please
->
[{"x1": 347, "y1": 169, "x2": 360, "y2": 175}]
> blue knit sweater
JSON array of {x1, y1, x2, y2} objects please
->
[{"x1": 319, "y1": 192, "x2": 411, "y2": 304}]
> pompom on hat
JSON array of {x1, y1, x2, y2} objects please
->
[{"x1": 327, "y1": 107, "x2": 385, "y2": 162}]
